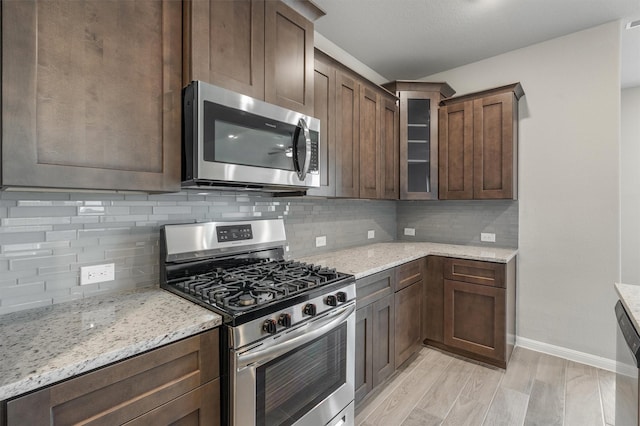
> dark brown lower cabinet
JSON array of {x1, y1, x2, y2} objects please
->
[
  {"x1": 394, "y1": 280, "x2": 422, "y2": 368},
  {"x1": 354, "y1": 269, "x2": 395, "y2": 405},
  {"x1": 394, "y1": 259, "x2": 425, "y2": 368},
  {"x1": 424, "y1": 256, "x2": 516, "y2": 368},
  {"x1": 4, "y1": 329, "x2": 220, "y2": 426},
  {"x1": 443, "y1": 279, "x2": 505, "y2": 361}
]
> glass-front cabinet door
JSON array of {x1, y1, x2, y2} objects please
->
[{"x1": 383, "y1": 82, "x2": 455, "y2": 200}]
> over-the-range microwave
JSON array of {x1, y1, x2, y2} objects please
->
[{"x1": 182, "y1": 81, "x2": 320, "y2": 192}]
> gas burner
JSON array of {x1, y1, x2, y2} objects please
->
[{"x1": 166, "y1": 259, "x2": 347, "y2": 313}]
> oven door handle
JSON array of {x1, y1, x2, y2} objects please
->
[{"x1": 237, "y1": 303, "x2": 355, "y2": 368}]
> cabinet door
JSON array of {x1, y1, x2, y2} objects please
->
[
  {"x1": 265, "y1": 1, "x2": 314, "y2": 115},
  {"x1": 184, "y1": 0, "x2": 265, "y2": 99},
  {"x1": 124, "y1": 379, "x2": 220, "y2": 426},
  {"x1": 400, "y1": 91, "x2": 439, "y2": 200},
  {"x1": 438, "y1": 101, "x2": 474, "y2": 200},
  {"x1": 355, "y1": 305, "x2": 374, "y2": 404},
  {"x1": 381, "y1": 95, "x2": 399, "y2": 200},
  {"x1": 443, "y1": 279, "x2": 506, "y2": 362},
  {"x1": 6, "y1": 329, "x2": 219, "y2": 425},
  {"x1": 473, "y1": 92, "x2": 516, "y2": 199},
  {"x1": 359, "y1": 85, "x2": 381, "y2": 199},
  {"x1": 394, "y1": 281, "x2": 422, "y2": 368},
  {"x1": 307, "y1": 58, "x2": 336, "y2": 197},
  {"x1": 2, "y1": 0, "x2": 182, "y2": 192},
  {"x1": 372, "y1": 293, "x2": 395, "y2": 387},
  {"x1": 335, "y1": 72, "x2": 360, "y2": 198}
]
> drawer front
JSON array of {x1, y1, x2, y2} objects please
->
[
  {"x1": 395, "y1": 258, "x2": 425, "y2": 291},
  {"x1": 6, "y1": 328, "x2": 219, "y2": 426},
  {"x1": 356, "y1": 269, "x2": 394, "y2": 308},
  {"x1": 124, "y1": 378, "x2": 220, "y2": 426},
  {"x1": 443, "y1": 258, "x2": 505, "y2": 288}
]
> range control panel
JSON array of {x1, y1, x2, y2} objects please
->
[{"x1": 217, "y1": 224, "x2": 253, "y2": 242}]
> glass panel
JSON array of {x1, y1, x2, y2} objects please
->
[
  {"x1": 203, "y1": 101, "x2": 296, "y2": 171},
  {"x1": 256, "y1": 323, "x2": 347, "y2": 426},
  {"x1": 407, "y1": 99, "x2": 431, "y2": 193}
]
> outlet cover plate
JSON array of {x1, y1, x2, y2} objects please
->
[
  {"x1": 404, "y1": 228, "x2": 416, "y2": 236},
  {"x1": 315, "y1": 236, "x2": 327, "y2": 247},
  {"x1": 367, "y1": 230, "x2": 375, "y2": 239},
  {"x1": 81, "y1": 263, "x2": 115, "y2": 285},
  {"x1": 481, "y1": 232, "x2": 496, "y2": 243}
]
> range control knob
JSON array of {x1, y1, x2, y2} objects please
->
[
  {"x1": 326, "y1": 295, "x2": 338, "y2": 306},
  {"x1": 262, "y1": 319, "x2": 277, "y2": 335},
  {"x1": 336, "y1": 291, "x2": 347, "y2": 303},
  {"x1": 303, "y1": 303, "x2": 317, "y2": 316},
  {"x1": 278, "y1": 313, "x2": 292, "y2": 328}
]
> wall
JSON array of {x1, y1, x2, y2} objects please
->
[
  {"x1": 424, "y1": 22, "x2": 622, "y2": 361},
  {"x1": 397, "y1": 200, "x2": 518, "y2": 248},
  {"x1": 621, "y1": 86, "x2": 640, "y2": 284},
  {"x1": 0, "y1": 191, "x2": 395, "y2": 315}
]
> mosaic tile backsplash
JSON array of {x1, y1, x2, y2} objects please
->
[
  {"x1": 0, "y1": 191, "x2": 396, "y2": 314},
  {"x1": 0, "y1": 191, "x2": 517, "y2": 314}
]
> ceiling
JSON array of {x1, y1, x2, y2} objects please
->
[{"x1": 313, "y1": 0, "x2": 640, "y2": 88}]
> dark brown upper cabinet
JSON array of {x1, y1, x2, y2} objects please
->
[
  {"x1": 184, "y1": 0, "x2": 315, "y2": 116},
  {"x1": 307, "y1": 56, "x2": 337, "y2": 197},
  {"x1": 383, "y1": 82, "x2": 455, "y2": 200},
  {"x1": 439, "y1": 83, "x2": 524, "y2": 200},
  {"x1": 311, "y1": 51, "x2": 397, "y2": 200},
  {"x1": 335, "y1": 70, "x2": 361, "y2": 198},
  {"x1": 2, "y1": 0, "x2": 182, "y2": 192},
  {"x1": 359, "y1": 85, "x2": 382, "y2": 199}
]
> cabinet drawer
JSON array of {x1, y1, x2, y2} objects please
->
[
  {"x1": 356, "y1": 269, "x2": 394, "y2": 308},
  {"x1": 395, "y1": 258, "x2": 425, "y2": 291},
  {"x1": 124, "y1": 378, "x2": 220, "y2": 426},
  {"x1": 6, "y1": 329, "x2": 219, "y2": 425},
  {"x1": 443, "y1": 258, "x2": 505, "y2": 288}
]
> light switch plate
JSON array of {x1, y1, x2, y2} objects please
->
[
  {"x1": 367, "y1": 230, "x2": 375, "y2": 239},
  {"x1": 404, "y1": 228, "x2": 416, "y2": 236},
  {"x1": 481, "y1": 232, "x2": 496, "y2": 243},
  {"x1": 315, "y1": 236, "x2": 327, "y2": 247}
]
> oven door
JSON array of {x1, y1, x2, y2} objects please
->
[{"x1": 232, "y1": 303, "x2": 355, "y2": 426}]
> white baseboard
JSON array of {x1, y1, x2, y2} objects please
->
[{"x1": 516, "y1": 336, "x2": 617, "y2": 372}]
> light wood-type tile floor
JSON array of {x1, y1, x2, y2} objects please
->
[{"x1": 355, "y1": 346, "x2": 615, "y2": 426}]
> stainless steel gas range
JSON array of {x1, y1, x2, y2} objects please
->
[{"x1": 160, "y1": 219, "x2": 355, "y2": 426}]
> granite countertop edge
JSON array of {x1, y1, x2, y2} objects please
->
[
  {"x1": 0, "y1": 287, "x2": 222, "y2": 401},
  {"x1": 297, "y1": 241, "x2": 518, "y2": 279},
  {"x1": 615, "y1": 282, "x2": 640, "y2": 332}
]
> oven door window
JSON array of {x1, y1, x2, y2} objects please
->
[
  {"x1": 256, "y1": 323, "x2": 347, "y2": 426},
  {"x1": 203, "y1": 101, "x2": 297, "y2": 171}
]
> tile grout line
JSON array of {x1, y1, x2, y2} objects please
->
[
  {"x1": 479, "y1": 367, "x2": 507, "y2": 426},
  {"x1": 439, "y1": 362, "x2": 477, "y2": 424},
  {"x1": 595, "y1": 368, "x2": 607, "y2": 426},
  {"x1": 357, "y1": 350, "x2": 430, "y2": 425},
  {"x1": 396, "y1": 354, "x2": 455, "y2": 426}
]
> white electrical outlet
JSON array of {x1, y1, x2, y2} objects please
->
[
  {"x1": 367, "y1": 230, "x2": 375, "y2": 239},
  {"x1": 481, "y1": 232, "x2": 496, "y2": 243},
  {"x1": 81, "y1": 263, "x2": 115, "y2": 285},
  {"x1": 315, "y1": 236, "x2": 327, "y2": 247},
  {"x1": 404, "y1": 228, "x2": 416, "y2": 236}
]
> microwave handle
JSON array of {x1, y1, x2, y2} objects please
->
[{"x1": 293, "y1": 118, "x2": 311, "y2": 181}]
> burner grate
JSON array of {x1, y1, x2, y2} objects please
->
[{"x1": 167, "y1": 259, "x2": 343, "y2": 312}]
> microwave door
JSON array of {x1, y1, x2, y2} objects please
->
[{"x1": 293, "y1": 118, "x2": 311, "y2": 181}]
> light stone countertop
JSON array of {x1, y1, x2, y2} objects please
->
[
  {"x1": 0, "y1": 287, "x2": 221, "y2": 401},
  {"x1": 297, "y1": 242, "x2": 518, "y2": 279},
  {"x1": 615, "y1": 283, "x2": 640, "y2": 332}
]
